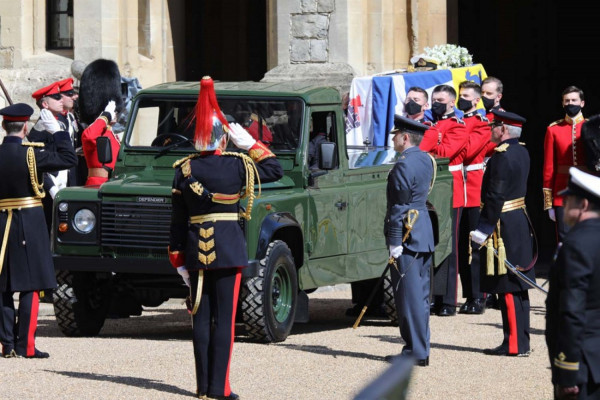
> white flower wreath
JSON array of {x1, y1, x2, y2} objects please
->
[{"x1": 423, "y1": 44, "x2": 473, "y2": 69}]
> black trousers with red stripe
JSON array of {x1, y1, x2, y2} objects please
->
[
  {"x1": 458, "y1": 206, "x2": 484, "y2": 300},
  {"x1": 499, "y1": 290, "x2": 530, "y2": 354},
  {"x1": 0, "y1": 289, "x2": 40, "y2": 357},
  {"x1": 190, "y1": 267, "x2": 241, "y2": 397},
  {"x1": 433, "y1": 207, "x2": 462, "y2": 306}
]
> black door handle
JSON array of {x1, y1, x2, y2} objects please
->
[{"x1": 335, "y1": 201, "x2": 347, "y2": 210}]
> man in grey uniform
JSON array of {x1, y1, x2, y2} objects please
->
[{"x1": 384, "y1": 115, "x2": 435, "y2": 367}]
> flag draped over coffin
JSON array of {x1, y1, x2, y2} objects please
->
[{"x1": 346, "y1": 64, "x2": 488, "y2": 147}]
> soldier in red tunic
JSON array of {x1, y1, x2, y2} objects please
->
[
  {"x1": 456, "y1": 81, "x2": 492, "y2": 314},
  {"x1": 77, "y1": 59, "x2": 124, "y2": 186},
  {"x1": 543, "y1": 86, "x2": 588, "y2": 242},
  {"x1": 420, "y1": 84, "x2": 469, "y2": 317}
]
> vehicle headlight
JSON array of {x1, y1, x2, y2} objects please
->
[{"x1": 73, "y1": 208, "x2": 96, "y2": 234}]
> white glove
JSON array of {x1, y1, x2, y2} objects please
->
[
  {"x1": 228, "y1": 122, "x2": 257, "y2": 150},
  {"x1": 389, "y1": 244, "x2": 404, "y2": 259},
  {"x1": 548, "y1": 208, "x2": 556, "y2": 222},
  {"x1": 40, "y1": 109, "x2": 61, "y2": 133},
  {"x1": 470, "y1": 229, "x2": 488, "y2": 246},
  {"x1": 104, "y1": 101, "x2": 116, "y2": 122},
  {"x1": 47, "y1": 171, "x2": 68, "y2": 199},
  {"x1": 177, "y1": 266, "x2": 191, "y2": 287}
]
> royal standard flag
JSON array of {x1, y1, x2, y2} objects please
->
[{"x1": 346, "y1": 64, "x2": 487, "y2": 147}]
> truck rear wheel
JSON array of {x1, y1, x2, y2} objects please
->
[
  {"x1": 53, "y1": 270, "x2": 108, "y2": 337},
  {"x1": 382, "y1": 271, "x2": 399, "y2": 326},
  {"x1": 241, "y1": 240, "x2": 298, "y2": 342}
]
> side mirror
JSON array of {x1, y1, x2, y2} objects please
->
[
  {"x1": 319, "y1": 142, "x2": 337, "y2": 170},
  {"x1": 96, "y1": 136, "x2": 113, "y2": 164}
]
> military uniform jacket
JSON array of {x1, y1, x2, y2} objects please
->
[
  {"x1": 0, "y1": 132, "x2": 77, "y2": 292},
  {"x1": 476, "y1": 138, "x2": 535, "y2": 293},
  {"x1": 384, "y1": 146, "x2": 434, "y2": 253},
  {"x1": 169, "y1": 145, "x2": 283, "y2": 271},
  {"x1": 462, "y1": 112, "x2": 492, "y2": 208},
  {"x1": 29, "y1": 118, "x2": 79, "y2": 188},
  {"x1": 546, "y1": 218, "x2": 600, "y2": 387},
  {"x1": 543, "y1": 114, "x2": 587, "y2": 208},
  {"x1": 419, "y1": 114, "x2": 468, "y2": 208}
]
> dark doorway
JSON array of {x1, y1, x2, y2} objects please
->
[
  {"x1": 454, "y1": 1, "x2": 600, "y2": 251},
  {"x1": 172, "y1": 0, "x2": 267, "y2": 82}
]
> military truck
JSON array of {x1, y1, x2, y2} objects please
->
[{"x1": 51, "y1": 81, "x2": 452, "y2": 342}]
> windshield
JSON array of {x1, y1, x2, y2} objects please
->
[{"x1": 126, "y1": 95, "x2": 303, "y2": 152}]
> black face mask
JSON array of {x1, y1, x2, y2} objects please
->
[
  {"x1": 482, "y1": 96, "x2": 495, "y2": 112},
  {"x1": 564, "y1": 104, "x2": 581, "y2": 117},
  {"x1": 431, "y1": 101, "x2": 447, "y2": 118},
  {"x1": 404, "y1": 99, "x2": 422, "y2": 116},
  {"x1": 457, "y1": 98, "x2": 473, "y2": 112}
]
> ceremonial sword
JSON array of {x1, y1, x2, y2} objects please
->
[{"x1": 492, "y1": 248, "x2": 547, "y2": 294}]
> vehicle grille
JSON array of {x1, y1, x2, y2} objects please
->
[{"x1": 101, "y1": 201, "x2": 171, "y2": 257}]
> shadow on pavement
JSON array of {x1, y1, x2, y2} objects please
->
[
  {"x1": 45, "y1": 370, "x2": 196, "y2": 397},
  {"x1": 274, "y1": 343, "x2": 387, "y2": 362}
]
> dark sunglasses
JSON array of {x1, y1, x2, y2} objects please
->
[
  {"x1": 488, "y1": 121, "x2": 503, "y2": 128},
  {"x1": 47, "y1": 93, "x2": 62, "y2": 100},
  {"x1": 61, "y1": 90, "x2": 75, "y2": 97}
]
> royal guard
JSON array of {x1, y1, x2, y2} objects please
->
[
  {"x1": 0, "y1": 103, "x2": 77, "y2": 358},
  {"x1": 456, "y1": 81, "x2": 492, "y2": 314},
  {"x1": 543, "y1": 86, "x2": 588, "y2": 242},
  {"x1": 168, "y1": 77, "x2": 283, "y2": 399},
  {"x1": 78, "y1": 59, "x2": 124, "y2": 186},
  {"x1": 420, "y1": 84, "x2": 468, "y2": 317},
  {"x1": 471, "y1": 109, "x2": 536, "y2": 357}
]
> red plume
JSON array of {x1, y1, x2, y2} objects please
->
[{"x1": 193, "y1": 76, "x2": 229, "y2": 148}]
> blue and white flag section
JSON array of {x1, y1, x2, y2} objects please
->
[{"x1": 346, "y1": 64, "x2": 488, "y2": 147}]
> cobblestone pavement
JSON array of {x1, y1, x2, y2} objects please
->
[{"x1": 0, "y1": 281, "x2": 552, "y2": 399}]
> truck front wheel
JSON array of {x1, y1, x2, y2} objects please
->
[
  {"x1": 53, "y1": 270, "x2": 108, "y2": 336},
  {"x1": 241, "y1": 240, "x2": 298, "y2": 342},
  {"x1": 382, "y1": 271, "x2": 399, "y2": 326}
]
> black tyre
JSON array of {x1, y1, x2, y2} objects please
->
[
  {"x1": 241, "y1": 240, "x2": 298, "y2": 342},
  {"x1": 382, "y1": 271, "x2": 399, "y2": 326},
  {"x1": 53, "y1": 270, "x2": 108, "y2": 336}
]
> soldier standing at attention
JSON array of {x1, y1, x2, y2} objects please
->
[
  {"x1": 0, "y1": 103, "x2": 76, "y2": 358},
  {"x1": 471, "y1": 109, "x2": 536, "y2": 357},
  {"x1": 384, "y1": 115, "x2": 434, "y2": 367},
  {"x1": 543, "y1": 86, "x2": 588, "y2": 243},
  {"x1": 456, "y1": 81, "x2": 492, "y2": 315},
  {"x1": 169, "y1": 77, "x2": 283, "y2": 400},
  {"x1": 420, "y1": 84, "x2": 469, "y2": 317},
  {"x1": 545, "y1": 166, "x2": 600, "y2": 400}
]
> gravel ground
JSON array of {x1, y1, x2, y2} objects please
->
[{"x1": 0, "y1": 281, "x2": 552, "y2": 400}]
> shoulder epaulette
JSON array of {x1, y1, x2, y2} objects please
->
[
  {"x1": 495, "y1": 143, "x2": 509, "y2": 152},
  {"x1": 548, "y1": 119, "x2": 564, "y2": 127},
  {"x1": 22, "y1": 142, "x2": 45, "y2": 148},
  {"x1": 476, "y1": 114, "x2": 489, "y2": 122},
  {"x1": 172, "y1": 153, "x2": 200, "y2": 169}
]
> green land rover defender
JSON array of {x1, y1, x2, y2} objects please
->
[{"x1": 51, "y1": 81, "x2": 452, "y2": 342}]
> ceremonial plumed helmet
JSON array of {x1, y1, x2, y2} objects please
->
[
  {"x1": 192, "y1": 76, "x2": 230, "y2": 151},
  {"x1": 78, "y1": 59, "x2": 124, "y2": 125},
  {"x1": 581, "y1": 115, "x2": 600, "y2": 172}
]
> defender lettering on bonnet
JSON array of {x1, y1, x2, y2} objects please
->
[{"x1": 137, "y1": 196, "x2": 166, "y2": 203}]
